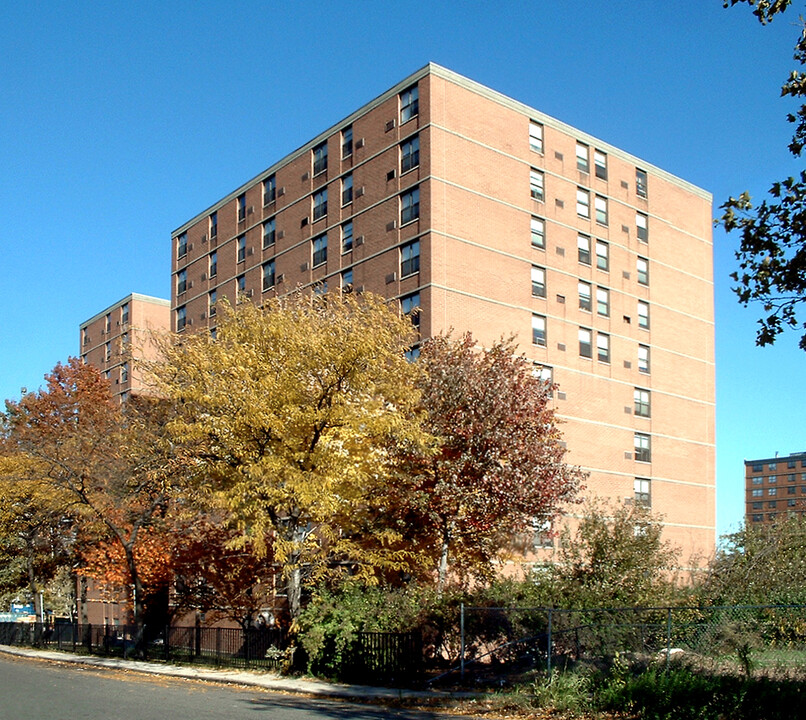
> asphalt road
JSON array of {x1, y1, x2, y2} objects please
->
[{"x1": 0, "y1": 655, "x2": 454, "y2": 720}]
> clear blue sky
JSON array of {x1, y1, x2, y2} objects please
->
[{"x1": 1, "y1": 1, "x2": 803, "y2": 542}]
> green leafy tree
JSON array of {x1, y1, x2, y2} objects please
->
[
  {"x1": 719, "y1": 0, "x2": 806, "y2": 349},
  {"x1": 150, "y1": 293, "x2": 428, "y2": 620},
  {"x1": 400, "y1": 333, "x2": 583, "y2": 591}
]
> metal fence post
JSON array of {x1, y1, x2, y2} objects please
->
[
  {"x1": 460, "y1": 603, "x2": 465, "y2": 682},
  {"x1": 547, "y1": 609, "x2": 553, "y2": 675},
  {"x1": 666, "y1": 607, "x2": 672, "y2": 672}
]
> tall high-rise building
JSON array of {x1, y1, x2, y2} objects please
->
[
  {"x1": 745, "y1": 452, "x2": 806, "y2": 526},
  {"x1": 79, "y1": 293, "x2": 170, "y2": 402},
  {"x1": 170, "y1": 63, "x2": 716, "y2": 563}
]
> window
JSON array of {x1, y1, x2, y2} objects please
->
[
  {"x1": 636, "y1": 168, "x2": 648, "y2": 198},
  {"x1": 532, "y1": 315, "x2": 547, "y2": 346},
  {"x1": 177, "y1": 269, "x2": 187, "y2": 295},
  {"x1": 313, "y1": 141, "x2": 328, "y2": 175},
  {"x1": 579, "y1": 328, "x2": 592, "y2": 358},
  {"x1": 634, "y1": 388, "x2": 650, "y2": 417},
  {"x1": 342, "y1": 174, "x2": 353, "y2": 205},
  {"x1": 752, "y1": 514, "x2": 763, "y2": 522},
  {"x1": 401, "y1": 291, "x2": 420, "y2": 329},
  {"x1": 312, "y1": 234, "x2": 328, "y2": 267},
  {"x1": 769, "y1": 475, "x2": 777, "y2": 483},
  {"x1": 638, "y1": 301, "x2": 650, "y2": 329},
  {"x1": 578, "y1": 281, "x2": 592, "y2": 311},
  {"x1": 594, "y1": 150, "x2": 607, "y2": 180},
  {"x1": 209, "y1": 251, "x2": 217, "y2": 278},
  {"x1": 531, "y1": 216, "x2": 545, "y2": 249},
  {"x1": 752, "y1": 488, "x2": 763, "y2": 497},
  {"x1": 530, "y1": 169, "x2": 545, "y2": 202},
  {"x1": 120, "y1": 362, "x2": 129, "y2": 384},
  {"x1": 597, "y1": 333, "x2": 610, "y2": 362},
  {"x1": 637, "y1": 257, "x2": 649, "y2": 285},
  {"x1": 789, "y1": 486, "x2": 797, "y2": 495},
  {"x1": 400, "y1": 135, "x2": 420, "y2": 173},
  {"x1": 596, "y1": 287, "x2": 609, "y2": 316},
  {"x1": 753, "y1": 501, "x2": 764, "y2": 508},
  {"x1": 237, "y1": 275, "x2": 246, "y2": 294},
  {"x1": 634, "y1": 433, "x2": 651, "y2": 462},
  {"x1": 578, "y1": 234, "x2": 591, "y2": 265},
  {"x1": 263, "y1": 175, "x2": 276, "y2": 205},
  {"x1": 263, "y1": 218, "x2": 276, "y2": 248},
  {"x1": 752, "y1": 477, "x2": 763, "y2": 484},
  {"x1": 342, "y1": 268, "x2": 353, "y2": 292},
  {"x1": 314, "y1": 281, "x2": 327, "y2": 295},
  {"x1": 121, "y1": 303, "x2": 129, "y2": 325},
  {"x1": 595, "y1": 240, "x2": 609, "y2": 271},
  {"x1": 533, "y1": 363, "x2": 553, "y2": 383},
  {"x1": 638, "y1": 344, "x2": 650, "y2": 373},
  {"x1": 405, "y1": 346, "x2": 421, "y2": 362},
  {"x1": 595, "y1": 195, "x2": 608, "y2": 225},
  {"x1": 401, "y1": 240, "x2": 420, "y2": 276},
  {"x1": 209, "y1": 211, "x2": 218, "y2": 238},
  {"x1": 789, "y1": 459, "x2": 797, "y2": 469},
  {"x1": 82, "y1": 328, "x2": 89, "y2": 346},
  {"x1": 790, "y1": 473, "x2": 797, "y2": 482},
  {"x1": 177, "y1": 306, "x2": 187, "y2": 331},
  {"x1": 634, "y1": 478, "x2": 651, "y2": 506},
  {"x1": 341, "y1": 221, "x2": 353, "y2": 253},
  {"x1": 531, "y1": 265, "x2": 546, "y2": 298},
  {"x1": 752, "y1": 463, "x2": 763, "y2": 472},
  {"x1": 237, "y1": 235, "x2": 246, "y2": 263},
  {"x1": 770, "y1": 462, "x2": 777, "y2": 470},
  {"x1": 209, "y1": 289, "x2": 217, "y2": 317},
  {"x1": 401, "y1": 187, "x2": 420, "y2": 224},
  {"x1": 262, "y1": 260, "x2": 275, "y2": 292},
  {"x1": 576, "y1": 142, "x2": 590, "y2": 172},
  {"x1": 105, "y1": 341, "x2": 111, "y2": 361},
  {"x1": 342, "y1": 126, "x2": 353, "y2": 158},
  {"x1": 576, "y1": 188, "x2": 590, "y2": 218},
  {"x1": 237, "y1": 194, "x2": 246, "y2": 222},
  {"x1": 637, "y1": 212, "x2": 648, "y2": 242},
  {"x1": 400, "y1": 85, "x2": 419, "y2": 123},
  {"x1": 313, "y1": 188, "x2": 328, "y2": 221},
  {"x1": 177, "y1": 232, "x2": 188, "y2": 259},
  {"x1": 769, "y1": 487, "x2": 778, "y2": 496},
  {"x1": 529, "y1": 120, "x2": 543, "y2": 153}
]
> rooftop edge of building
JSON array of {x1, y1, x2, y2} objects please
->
[{"x1": 79, "y1": 293, "x2": 171, "y2": 330}]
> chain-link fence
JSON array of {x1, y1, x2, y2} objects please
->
[{"x1": 444, "y1": 604, "x2": 806, "y2": 684}]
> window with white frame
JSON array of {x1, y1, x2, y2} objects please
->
[
  {"x1": 121, "y1": 303, "x2": 129, "y2": 325},
  {"x1": 634, "y1": 478, "x2": 651, "y2": 506},
  {"x1": 342, "y1": 174, "x2": 353, "y2": 205},
  {"x1": 313, "y1": 141, "x2": 328, "y2": 175},
  {"x1": 342, "y1": 268, "x2": 353, "y2": 292},
  {"x1": 576, "y1": 188, "x2": 590, "y2": 218},
  {"x1": 578, "y1": 234, "x2": 591, "y2": 264},
  {"x1": 401, "y1": 187, "x2": 420, "y2": 224},
  {"x1": 637, "y1": 256, "x2": 649, "y2": 285},
  {"x1": 578, "y1": 281, "x2": 592, "y2": 311},
  {"x1": 531, "y1": 265, "x2": 546, "y2": 297},
  {"x1": 576, "y1": 142, "x2": 589, "y2": 173},
  {"x1": 596, "y1": 239, "x2": 609, "y2": 270},
  {"x1": 529, "y1": 120, "x2": 543, "y2": 153},
  {"x1": 401, "y1": 135, "x2": 420, "y2": 173},
  {"x1": 342, "y1": 126, "x2": 353, "y2": 158},
  {"x1": 313, "y1": 188, "x2": 327, "y2": 221},
  {"x1": 634, "y1": 388, "x2": 650, "y2": 417},
  {"x1": 263, "y1": 218, "x2": 276, "y2": 248},
  {"x1": 209, "y1": 289, "x2": 217, "y2": 316},
  {"x1": 638, "y1": 344, "x2": 650, "y2": 373},
  {"x1": 530, "y1": 168, "x2": 545, "y2": 202},
  {"x1": 177, "y1": 269, "x2": 187, "y2": 295},
  {"x1": 401, "y1": 291, "x2": 420, "y2": 329},
  {"x1": 312, "y1": 234, "x2": 327, "y2": 267},
  {"x1": 209, "y1": 251, "x2": 217, "y2": 278},
  {"x1": 237, "y1": 194, "x2": 246, "y2": 222},
  {"x1": 637, "y1": 212, "x2": 648, "y2": 242},
  {"x1": 177, "y1": 306, "x2": 187, "y2": 331},
  {"x1": 120, "y1": 362, "x2": 129, "y2": 383},
  {"x1": 237, "y1": 275, "x2": 246, "y2": 294},
  {"x1": 636, "y1": 168, "x2": 648, "y2": 198},
  {"x1": 595, "y1": 195, "x2": 608, "y2": 225},
  {"x1": 634, "y1": 433, "x2": 651, "y2": 462},
  {"x1": 209, "y1": 211, "x2": 218, "y2": 238},
  {"x1": 105, "y1": 341, "x2": 111, "y2": 361},
  {"x1": 532, "y1": 314, "x2": 547, "y2": 346},
  {"x1": 177, "y1": 232, "x2": 188, "y2": 259},
  {"x1": 263, "y1": 175, "x2": 276, "y2": 205},
  {"x1": 638, "y1": 300, "x2": 650, "y2": 329},
  {"x1": 531, "y1": 216, "x2": 545, "y2": 249},
  {"x1": 401, "y1": 240, "x2": 420, "y2": 276},
  {"x1": 594, "y1": 150, "x2": 607, "y2": 180},
  {"x1": 262, "y1": 260, "x2": 275, "y2": 292},
  {"x1": 400, "y1": 85, "x2": 419, "y2": 123},
  {"x1": 597, "y1": 332, "x2": 610, "y2": 362},
  {"x1": 579, "y1": 327, "x2": 592, "y2": 358},
  {"x1": 342, "y1": 221, "x2": 353, "y2": 253},
  {"x1": 237, "y1": 235, "x2": 246, "y2": 263},
  {"x1": 596, "y1": 286, "x2": 609, "y2": 316}
]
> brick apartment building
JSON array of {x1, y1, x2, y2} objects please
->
[
  {"x1": 745, "y1": 452, "x2": 806, "y2": 526},
  {"x1": 170, "y1": 63, "x2": 716, "y2": 565},
  {"x1": 79, "y1": 293, "x2": 170, "y2": 402}
]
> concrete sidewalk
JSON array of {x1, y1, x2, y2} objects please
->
[{"x1": 0, "y1": 644, "x2": 468, "y2": 703}]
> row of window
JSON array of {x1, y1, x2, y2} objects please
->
[
  {"x1": 752, "y1": 498, "x2": 805, "y2": 510},
  {"x1": 751, "y1": 485, "x2": 806, "y2": 497},
  {"x1": 529, "y1": 119, "x2": 648, "y2": 199},
  {"x1": 751, "y1": 458, "x2": 806, "y2": 472},
  {"x1": 750, "y1": 473, "x2": 806, "y2": 484},
  {"x1": 751, "y1": 510, "x2": 806, "y2": 522}
]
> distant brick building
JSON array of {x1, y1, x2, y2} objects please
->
[
  {"x1": 745, "y1": 453, "x2": 806, "y2": 525},
  {"x1": 79, "y1": 293, "x2": 170, "y2": 402},
  {"x1": 170, "y1": 63, "x2": 716, "y2": 566}
]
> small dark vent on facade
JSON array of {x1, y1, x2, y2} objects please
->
[
  {"x1": 387, "y1": 170, "x2": 396, "y2": 181},
  {"x1": 555, "y1": 199, "x2": 564, "y2": 208},
  {"x1": 556, "y1": 247, "x2": 565, "y2": 256},
  {"x1": 557, "y1": 343, "x2": 566, "y2": 352}
]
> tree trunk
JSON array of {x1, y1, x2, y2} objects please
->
[
  {"x1": 437, "y1": 521, "x2": 452, "y2": 595},
  {"x1": 286, "y1": 565, "x2": 302, "y2": 620},
  {"x1": 25, "y1": 548, "x2": 40, "y2": 622}
]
